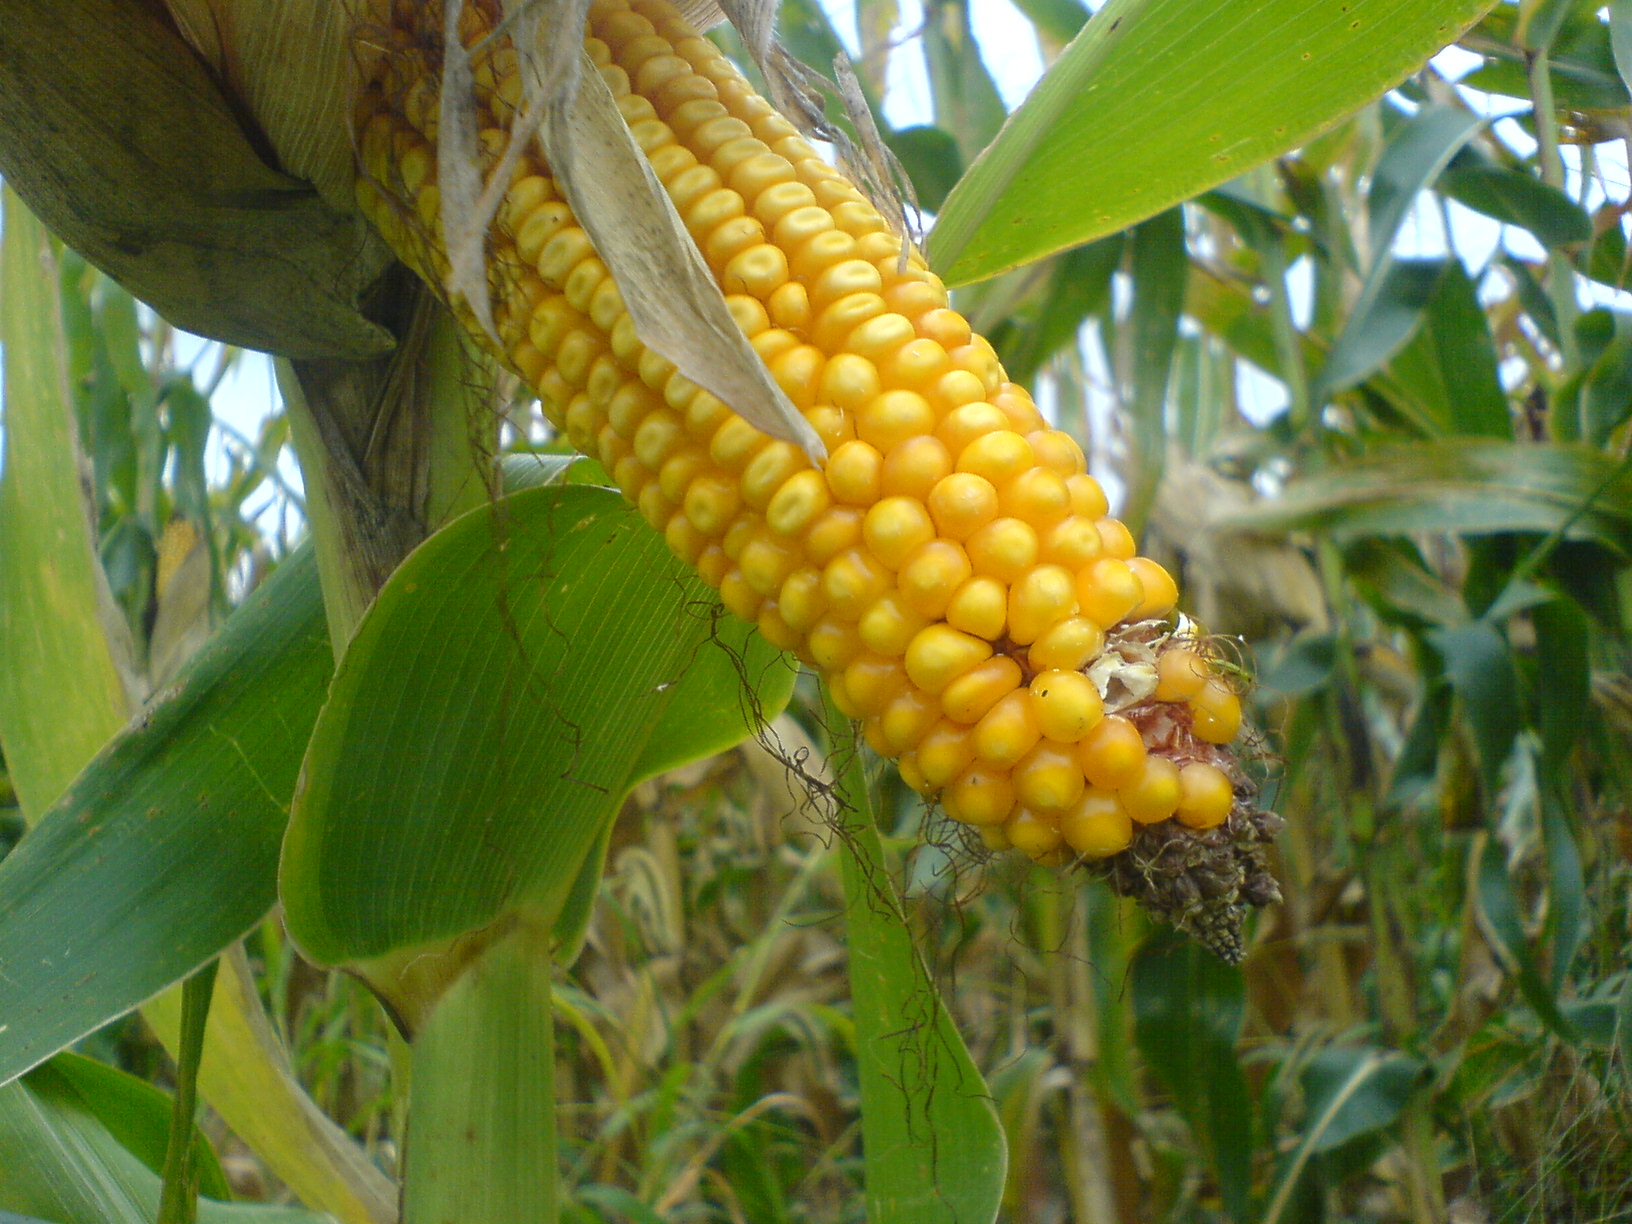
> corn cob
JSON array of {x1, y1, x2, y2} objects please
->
[{"x1": 353, "y1": 0, "x2": 1280, "y2": 959}]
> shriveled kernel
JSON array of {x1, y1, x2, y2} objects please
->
[
  {"x1": 1066, "y1": 474, "x2": 1110, "y2": 518},
  {"x1": 897, "y1": 540, "x2": 972, "y2": 619},
  {"x1": 1191, "y1": 680, "x2": 1242, "y2": 744},
  {"x1": 944, "y1": 765, "x2": 1017, "y2": 828},
  {"x1": 965, "y1": 518, "x2": 1039, "y2": 583},
  {"x1": 880, "y1": 687, "x2": 942, "y2": 756},
  {"x1": 1013, "y1": 742, "x2": 1086, "y2": 812},
  {"x1": 905, "y1": 624, "x2": 992, "y2": 694},
  {"x1": 918, "y1": 720, "x2": 977, "y2": 787},
  {"x1": 1077, "y1": 557, "x2": 1143, "y2": 628},
  {"x1": 945, "y1": 575, "x2": 1007, "y2": 640},
  {"x1": 1028, "y1": 617, "x2": 1106, "y2": 673},
  {"x1": 1154, "y1": 647, "x2": 1209, "y2": 702},
  {"x1": 858, "y1": 390, "x2": 935, "y2": 453},
  {"x1": 1177, "y1": 762, "x2": 1234, "y2": 830},
  {"x1": 1005, "y1": 807, "x2": 1064, "y2": 859},
  {"x1": 1097, "y1": 517, "x2": 1137, "y2": 560},
  {"x1": 766, "y1": 469, "x2": 830, "y2": 536},
  {"x1": 1129, "y1": 557, "x2": 1179, "y2": 619},
  {"x1": 957, "y1": 431, "x2": 1034, "y2": 485},
  {"x1": 1029, "y1": 670, "x2": 1104, "y2": 743},
  {"x1": 843, "y1": 654, "x2": 909, "y2": 716},
  {"x1": 858, "y1": 592, "x2": 928, "y2": 656},
  {"x1": 927, "y1": 472, "x2": 999, "y2": 540},
  {"x1": 826, "y1": 439, "x2": 884, "y2": 506},
  {"x1": 1121, "y1": 756, "x2": 1181, "y2": 825},
  {"x1": 974, "y1": 690, "x2": 1041, "y2": 768},
  {"x1": 1059, "y1": 792, "x2": 1134, "y2": 859},
  {"x1": 880, "y1": 436, "x2": 953, "y2": 500},
  {"x1": 804, "y1": 506, "x2": 864, "y2": 565},
  {"x1": 822, "y1": 548, "x2": 891, "y2": 617},
  {"x1": 1078, "y1": 716, "x2": 1146, "y2": 790},
  {"x1": 862, "y1": 496, "x2": 936, "y2": 570},
  {"x1": 1008, "y1": 565, "x2": 1077, "y2": 645},
  {"x1": 942, "y1": 655, "x2": 1023, "y2": 725}
]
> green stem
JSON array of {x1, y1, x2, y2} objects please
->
[
  {"x1": 1528, "y1": 50, "x2": 1579, "y2": 371},
  {"x1": 405, "y1": 921, "x2": 558, "y2": 1224},
  {"x1": 157, "y1": 959, "x2": 219, "y2": 1224}
]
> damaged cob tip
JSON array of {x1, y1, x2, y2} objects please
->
[{"x1": 352, "y1": 0, "x2": 1282, "y2": 960}]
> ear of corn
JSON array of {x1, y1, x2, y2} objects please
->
[{"x1": 354, "y1": 0, "x2": 1280, "y2": 960}]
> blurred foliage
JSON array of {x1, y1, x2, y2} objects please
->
[{"x1": 4, "y1": 0, "x2": 1632, "y2": 1221}]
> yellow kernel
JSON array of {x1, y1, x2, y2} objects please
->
[
  {"x1": 683, "y1": 388, "x2": 730, "y2": 435},
  {"x1": 978, "y1": 825, "x2": 1012, "y2": 852},
  {"x1": 757, "y1": 601, "x2": 802, "y2": 652},
  {"x1": 703, "y1": 215, "x2": 765, "y2": 268},
  {"x1": 1066, "y1": 473, "x2": 1110, "y2": 518},
  {"x1": 632, "y1": 409, "x2": 685, "y2": 470},
  {"x1": 741, "y1": 441, "x2": 807, "y2": 509},
  {"x1": 771, "y1": 204, "x2": 835, "y2": 250},
  {"x1": 974, "y1": 690, "x2": 1041, "y2": 768},
  {"x1": 1059, "y1": 791, "x2": 1133, "y2": 859},
  {"x1": 1154, "y1": 647, "x2": 1210, "y2": 702},
  {"x1": 729, "y1": 150, "x2": 796, "y2": 199},
  {"x1": 1005, "y1": 807, "x2": 1064, "y2": 858},
  {"x1": 812, "y1": 258, "x2": 884, "y2": 307},
  {"x1": 1121, "y1": 756, "x2": 1181, "y2": 825},
  {"x1": 821, "y1": 354, "x2": 881, "y2": 414},
  {"x1": 723, "y1": 243, "x2": 789, "y2": 295},
  {"x1": 1177, "y1": 762, "x2": 1234, "y2": 830},
  {"x1": 813, "y1": 291, "x2": 887, "y2": 350},
  {"x1": 789, "y1": 228, "x2": 857, "y2": 280},
  {"x1": 945, "y1": 575, "x2": 1007, "y2": 640},
  {"x1": 710, "y1": 415, "x2": 767, "y2": 472},
  {"x1": 858, "y1": 592, "x2": 928, "y2": 656},
  {"x1": 957, "y1": 431, "x2": 1034, "y2": 485},
  {"x1": 515, "y1": 201, "x2": 575, "y2": 267},
  {"x1": 827, "y1": 671, "x2": 860, "y2": 718},
  {"x1": 1076, "y1": 557, "x2": 1143, "y2": 628},
  {"x1": 862, "y1": 716, "x2": 891, "y2": 756},
  {"x1": 808, "y1": 614, "x2": 862, "y2": 670},
  {"x1": 719, "y1": 567, "x2": 763, "y2": 620},
  {"x1": 843, "y1": 654, "x2": 909, "y2": 717},
  {"x1": 861, "y1": 496, "x2": 936, "y2": 570},
  {"x1": 999, "y1": 468, "x2": 1071, "y2": 527},
  {"x1": 767, "y1": 344, "x2": 823, "y2": 409},
  {"x1": 897, "y1": 751, "x2": 931, "y2": 794},
  {"x1": 665, "y1": 514, "x2": 707, "y2": 565},
  {"x1": 804, "y1": 506, "x2": 864, "y2": 565},
  {"x1": 779, "y1": 567, "x2": 826, "y2": 631},
  {"x1": 1028, "y1": 617, "x2": 1106, "y2": 673},
  {"x1": 885, "y1": 279, "x2": 945, "y2": 318},
  {"x1": 696, "y1": 543, "x2": 730, "y2": 587},
  {"x1": 1039, "y1": 517, "x2": 1105, "y2": 569},
  {"x1": 927, "y1": 472, "x2": 999, "y2": 540},
  {"x1": 882, "y1": 337, "x2": 952, "y2": 388},
  {"x1": 658, "y1": 448, "x2": 707, "y2": 504},
  {"x1": 857, "y1": 390, "x2": 935, "y2": 453},
  {"x1": 822, "y1": 548, "x2": 892, "y2": 617},
  {"x1": 905, "y1": 624, "x2": 992, "y2": 694},
  {"x1": 637, "y1": 482, "x2": 671, "y2": 531},
  {"x1": 1078, "y1": 716, "x2": 1146, "y2": 790},
  {"x1": 918, "y1": 720, "x2": 977, "y2": 787},
  {"x1": 1025, "y1": 429, "x2": 1085, "y2": 477},
  {"x1": 881, "y1": 687, "x2": 942, "y2": 756},
  {"x1": 942, "y1": 655, "x2": 1023, "y2": 725},
  {"x1": 1128, "y1": 557, "x2": 1179, "y2": 619},
  {"x1": 1013, "y1": 742, "x2": 1086, "y2": 811},
  {"x1": 765, "y1": 469, "x2": 830, "y2": 536},
  {"x1": 965, "y1": 518, "x2": 1039, "y2": 583},
  {"x1": 897, "y1": 540, "x2": 972, "y2": 619},
  {"x1": 880, "y1": 436, "x2": 953, "y2": 500},
  {"x1": 768, "y1": 281, "x2": 811, "y2": 330},
  {"x1": 917, "y1": 307, "x2": 971, "y2": 350},
  {"x1": 845, "y1": 313, "x2": 917, "y2": 361},
  {"x1": 936, "y1": 402, "x2": 1009, "y2": 454},
  {"x1": 684, "y1": 472, "x2": 740, "y2": 536},
  {"x1": 1097, "y1": 518, "x2": 1137, "y2": 560},
  {"x1": 1028, "y1": 670, "x2": 1104, "y2": 743},
  {"x1": 807, "y1": 403, "x2": 856, "y2": 451},
  {"x1": 1191, "y1": 680, "x2": 1242, "y2": 744},
  {"x1": 826, "y1": 439, "x2": 884, "y2": 506},
  {"x1": 992, "y1": 385, "x2": 1046, "y2": 432},
  {"x1": 740, "y1": 531, "x2": 802, "y2": 595},
  {"x1": 1008, "y1": 564, "x2": 1078, "y2": 645},
  {"x1": 933, "y1": 370, "x2": 988, "y2": 410},
  {"x1": 943, "y1": 765, "x2": 1016, "y2": 827}
]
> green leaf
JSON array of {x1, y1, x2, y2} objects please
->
[
  {"x1": 922, "y1": 0, "x2": 1009, "y2": 163},
  {"x1": 929, "y1": 0, "x2": 1496, "y2": 284},
  {"x1": 1123, "y1": 207, "x2": 1187, "y2": 530},
  {"x1": 1386, "y1": 258, "x2": 1513, "y2": 439},
  {"x1": 280, "y1": 486, "x2": 793, "y2": 1017},
  {"x1": 1567, "y1": 308, "x2": 1632, "y2": 446},
  {"x1": 1427, "y1": 621, "x2": 1522, "y2": 793},
  {"x1": 1474, "y1": 834, "x2": 1577, "y2": 1039},
  {"x1": 826, "y1": 698, "x2": 1007, "y2": 1224},
  {"x1": 1441, "y1": 163, "x2": 1593, "y2": 248},
  {"x1": 1313, "y1": 259, "x2": 1444, "y2": 408},
  {"x1": 0, "y1": 546, "x2": 330, "y2": 1088},
  {"x1": 0, "y1": 186, "x2": 131, "y2": 819},
  {"x1": 1131, "y1": 932, "x2": 1253, "y2": 1219},
  {"x1": 1531, "y1": 596, "x2": 1590, "y2": 777},
  {"x1": 1226, "y1": 440, "x2": 1632, "y2": 556},
  {"x1": 884, "y1": 125, "x2": 963, "y2": 213},
  {"x1": 1613, "y1": 0, "x2": 1632, "y2": 100},
  {"x1": 0, "y1": 1059, "x2": 324, "y2": 1224},
  {"x1": 986, "y1": 236, "x2": 1122, "y2": 386},
  {"x1": 1007, "y1": 0, "x2": 1089, "y2": 44}
]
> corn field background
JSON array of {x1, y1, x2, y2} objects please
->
[{"x1": 2, "y1": 0, "x2": 1632, "y2": 1222}]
